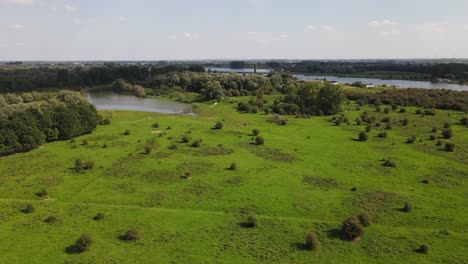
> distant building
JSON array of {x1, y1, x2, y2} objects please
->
[{"x1": 366, "y1": 84, "x2": 376, "y2": 88}]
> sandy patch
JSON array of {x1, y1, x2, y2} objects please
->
[{"x1": 151, "y1": 130, "x2": 163, "y2": 134}]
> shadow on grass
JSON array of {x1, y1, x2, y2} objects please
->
[
  {"x1": 292, "y1": 242, "x2": 309, "y2": 250},
  {"x1": 326, "y1": 228, "x2": 342, "y2": 240},
  {"x1": 64, "y1": 245, "x2": 81, "y2": 255}
]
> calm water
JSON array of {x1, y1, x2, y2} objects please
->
[
  {"x1": 205, "y1": 67, "x2": 468, "y2": 91},
  {"x1": 86, "y1": 91, "x2": 195, "y2": 115},
  {"x1": 295, "y1": 75, "x2": 468, "y2": 91}
]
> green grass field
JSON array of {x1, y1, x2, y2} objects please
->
[{"x1": 0, "y1": 97, "x2": 466, "y2": 263}]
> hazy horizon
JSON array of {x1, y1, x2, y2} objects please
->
[{"x1": 2, "y1": 0, "x2": 468, "y2": 61}]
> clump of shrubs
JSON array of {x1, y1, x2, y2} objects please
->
[
  {"x1": 76, "y1": 233, "x2": 93, "y2": 252},
  {"x1": 340, "y1": 216, "x2": 364, "y2": 241},
  {"x1": 144, "y1": 145, "x2": 152, "y2": 154},
  {"x1": 122, "y1": 228, "x2": 140, "y2": 241},
  {"x1": 191, "y1": 139, "x2": 202, "y2": 148},
  {"x1": 21, "y1": 204, "x2": 35, "y2": 214},
  {"x1": 365, "y1": 125, "x2": 372, "y2": 132},
  {"x1": 181, "y1": 134, "x2": 191, "y2": 143},
  {"x1": 44, "y1": 215, "x2": 58, "y2": 224},
  {"x1": 382, "y1": 159, "x2": 396, "y2": 168},
  {"x1": 99, "y1": 119, "x2": 111, "y2": 125},
  {"x1": 402, "y1": 118, "x2": 409, "y2": 126},
  {"x1": 445, "y1": 142, "x2": 455, "y2": 152},
  {"x1": 407, "y1": 136, "x2": 417, "y2": 144},
  {"x1": 229, "y1": 162, "x2": 238, "y2": 171},
  {"x1": 255, "y1": 136, "x2": 264, "y2": 145},
  {"x1": 357, "y1": 212, "x2": 372, "y2": 227},
  {"x1": 252, "y1": 129, "x2": 260, "y2": 136},
  {"x1": 429, "y1": 134, "x2": 436, "y2": 141},
  {"x1": 37, "y1": 188, "x2": 48, "y2": 198},
  {"x1": 75, "y1": 159, "x2": 83, "y2": 173},
  {"x1": 183, "y1": 170, "x2": 192, "y2": 179},
  {"x1": 378, "y1": 132, "x2": 388, "y2": 138},
  {"x1": 399, "y1": 108, "x2": 406, "y2": 113},
  {"x1": 436, "y1": 140, "x2": 443, "y2": 146},
  {"x1": 168, "y1": 143, "x2": 178, "y2": 150},
  {"x1": 358, "y1": 132, "x2": 368, "y2": 142},
  {"x1": 403, "y1": 201, "x2": 413, "y2": 212},
  {"x1": 214, "y1": 122, "x2": 224, "y2": 129},
  {"x1": 93, "y1": 212, "x2": 105, "y2": 221},
  {"x1": 461, "y1": 117, "x2": 468, "y2": 126},
  {"x1": 442, "y1": 129, "x2": 453, "y2": 139},
  {"x1": 305, "y1": 232, "x2": 319, "y2": 251},
  {"x1": 82, "y1": 140, "x2": 89, "y2": 146}
]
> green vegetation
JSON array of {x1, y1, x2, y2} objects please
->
[{"x1": 0, "y1": 92, "x2": 466, "y2": 263}]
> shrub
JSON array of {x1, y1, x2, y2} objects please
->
[
  {"x1": 22, "y1": 204, "x2": 35, "y2": 213},
  {"x1": 416, "y1": 109, "x2": 423, "y2": 115},
  {"x1": 181, "y1": 134, "x2": 191, "y2": 143},
  {"x1": 76, "y1": 233, "x2": 93, "y2": 252},
  {"x1": 444, "y1": 122, "x2": 451, "y2": 128},
  {"x1": 384, "y1": 107, "x2": 390, "y2": 114},
  {"x1": 385, "y1": 123, "x2": 392, "y2": 130},
  {"x1": 424, "y1": 109, "x2": 436, "y2": 116},
  {"x1": 429, "y1": 134, "x2": 436, "y2": 141},
  {"x1": 436, "y1": 140, "x2": 443, "y2": 146},
  {"x1": 93, "y1": 212, "x2": 105, "y2": 221},
  {"x1": 44, "y1": 215, "x2": 58, "y2": 224},
  {"x1": 445, "y1": 142, "x2": 455, "y2": 152},
  {"x1": 214, "y1": 122, "x2": 224, "y2": 129},
  {"x1": 255, "y1": 136, "x2": 264, "y2": 145},
  {"x1": 399, "y1": 108, "x2": 406, "y2": 113},
  {"x1": 75, "y1": 159, "x2": 83, "y2": 173},
  {"x1": 84, "y1": 160, "x2": 95, "y2": 170},
  {"x1": 461, "y1": 117, "x2": 468, "y2": 126},
  {"x1": 122, "y1": 228, "x2": 140, "y2": 241},
  {"x1": 152, "y1": 122, "x2": 160, "y2": 128},
  {"x1": 252, "y1": 129, "x2": 260, "y2": 136},
  {"x1": 144, "y1": 145, "x2": 152, "y2": 154},
  {"x1": 335, "y1": 119, "x2": 342, "y2": 126},
  {"x1": 357, "y1": 212, "x2": 372, "y2": 227},
  {"x1": 431, "y1": 127, "x2": 438, "y2": 133},
  {"x1": 407, "y1": 136, "x2": 417, "y2": 144},
  {"x1": 402, "y1": 118, "x2": 409, "y2": 126},
  {"x1": 184, "y1": 170, "x2": 192, "y2": 179},
  {"x1": 391, "y1": 104, "x2": 398, "y2": 110},
  {"x1": 383, "y1": 160, "x2": 396, "y2": 168},
  {"x1": 381, "y1": 116, "x2": 391, "y2": 123},
  {"x1": 417, "y1": 244, "x2": 429, "y2": 254},
  {"x1": 403, "y1": 201, "x2": 413, "y2": 212},
  {"x1": 442, "y1": 129, "x2": 453, "y2": 139},
  {"x1": 191, "y1": 139, "x2": 201, "y2": 148},
  {"x1": 82, "y1": 140, "x2": 89, "y2": 146},
  {"x1": 377, "y1": 132, "x2": 387, "y2": 138},
  {"x1": 229, "y1": 162, "x2": 238, "y2": 171},
  {"x1": 358, "y1": 132, "x2": 368, "y2": 142},
  {"x1": 99, "y1": 119, "x2": 111, "y2": 125},
  {"x1": 102, "y1": 143, "x2": 108, "y2": 148},
  {"x1": 124, "y1": 129, "x2": 131, "y2": 135},
  {"x1": 340, "y1": 216, "x2": 364, "y2": 241},
  {"x1": 305, "y1": 232, "x2": 319, "y2": 251},
  {"x1": 168, "y1": 143, "x2": 178, "y2": 150},
  {"x1": 244, "y1": 214, "x2": 257, "y2": 228},
  {"x1": 365, "y1": 125, "x2": 372, "y2": 132},
  {"x1": 37, "y1": 188, "x2": 48, "y2": 197}
]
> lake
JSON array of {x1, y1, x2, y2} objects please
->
[
  {"x1": 86, "y1": 91, "x2": 195, "y2": 115},
  {"x1": 205, "y1": 67, "x2": 468, "y2": 91}
]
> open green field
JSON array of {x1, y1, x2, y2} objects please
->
[{"x1": 0, "y1": 97, "x2": 467, "y2": 263}]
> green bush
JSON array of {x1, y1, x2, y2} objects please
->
[
  {"x1": 84, "y1": 160, "x2": 95, "y2": 170},
  {"x1": 76, "y1": 233, "x2": 93, "y2": 252},
  {"x1": 461, "y1": 117, "x2": 468, "y2": 126},
  {"x1": 75, "y1": 159, "x2": 83, "y2": 173},
  {"x1": 37, "y1": 188, "x2": 48, "y2": 198},
  {"x1": 152, "y1": 122, "x2": 160, "y2": 128},
  {"x1": 244, "y1": 214, "x2": 258, "y2": 228},
  {"x1": 429, "y1": 134, "x2": 436, "y2": 141},
  {"x1": 44, "y1": 215, "x2": 58, "y2": 224},
  {"x1": 383, "y1": 160, "x2": 396, "y2": 168},
  {"x1": 181, "y1": 134, "x2": 191, "y2": 143},
  {"x1": 358, "y1": 132, "x2": 368, "y2": 142},
  {"x1": 357, "y1": 212, "x2": 372, "y2": 227},
  {"x1": 378, "y1": 132, "x2": 387, "y2": 138},
  {"x1": 255, "y1": 136, "x2": 264, "y2": 145},
  {"x1": 365, "y1": 125, "x2": 372, "y2": 132},
  {"x1": 168, "y1": 143, "x2": 178, "y2": 150},
  {"x1": 82, "y1": 140, "x2": 89, "y2": 146},
  {"x1": 341, "y1": 216, "x2": 364, "y2": 240},
  {"x1": 403, "y1": 201, "x2": 413, "y2": 212},
  {"x1": 417, "y1": 244, "x2": 429, "y2": 254},
  {"x1": 407, "y1": 136, "x2": 417, "y2": 144},
  {"x1": 22, "y1": 204, "x2": 35, "y2": 213},
  {"x1": 402, "y1": 118, "x2": 409, "y2": 126},
  {"x1": 93, "y1": 212, "x2": 105, "y2": 221},
  {"x1": 124, "y1": 129, "x2": 131, "y2": 135},
  {"x1": 442, "y1": 129, "x2": 453, "y2": 139},
  {"x1": 445, "y1": 142, "x2": 455, "y2": 152},
  {"x1": 191, "y1": 139, "x2": 201, "y2": 148},
  {"x1": 214, "y1": 122, "x2": 224, "y2": 129},
  {"x1": 252, "y1": 129, "x2": 260, "y2": 136},
  {"x1": 122, "y1": 228, "x2": 140, "y2": 241},
  {"x1": 229, "y1": 162, "x2": 238, "y2": 171},
  {"x1": 305, "y1": 232, "x2": 319, "y2": 250},
  {"x1": 99, "y1": 119, "x2": 111, "y2": 125},
  {"x1": 144, "y1": 145, "x2": 152, "y2": 154}
]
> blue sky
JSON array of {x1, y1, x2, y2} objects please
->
[{"x1": 1, "y1": 0, "x2": 468, "y2": 60}]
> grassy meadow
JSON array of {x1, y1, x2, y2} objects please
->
[{"x1": 0, "y1": 96, "x2": 466, "y2": 263}]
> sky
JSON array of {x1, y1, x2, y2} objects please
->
[{"x1": 1, "y1": 0, "x2": 468, "y2": 61}]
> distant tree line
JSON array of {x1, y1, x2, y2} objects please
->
[
  {"x1": 0, "y1": 65, "x2": 205, "y2": 93},
  {"x1": 345, "y1": 88, "x2": 468, "y2": 112},
  {"x1": 0, "y1": 91, "x2": 98, "y2": 156},
  {"x1": 269, "y1": 61, "x2": 468, "y2": 81}
]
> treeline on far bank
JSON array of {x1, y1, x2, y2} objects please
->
[{"x1": 0, "y1": 91, "x2": 99, "y2": 156}]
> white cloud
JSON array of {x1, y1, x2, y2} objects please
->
[
  {"x1": 119, "y1": 16, "x2": 128, "y2": 22},
  {"x1": 184, "y1": 33, "x2": 200, "y2": 39},
  {"x1": 415, "y1": 23, "x2": 454, "y2": 33},
  {"x1": 0, "y1": 0, "x2": 33, "y2": 6},
  {"x1": 72, "y1": 18, "x2": 95, "y2": 25},
  {"x1": 380, "y1": 29, "x2": 401, "y2": 36},
  {"x1": 0, "y1": 44, "x2": 9, "y2": 48},
  {"x1": 306, "y1": 25, "x2": 334, "y2": 31},
  {"x1": 64, "y1": 4, "x2": 76, "y2": 12},
  {"x1": 9, "y1": 24, "x2": 25, "y2": 29},
  {"x1": 279, "y1": 34, "x2": 289, "y2": 38},
  {"x1": 369, "y1": 19, "x2": 398, "y2": 27}
]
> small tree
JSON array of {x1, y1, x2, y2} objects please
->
[
  {"x1": 445, "y1": 142, "x2": 455, "y2": 152},
  {"x1": 229, "y1": 162, "x2": 238, "y2": 171},
  {"x1": 378, "y1": 132, "x2": 387, "y2": 138},
  {"x1": 358, "y1": 132, "x2": 368, "y2": 142},
  {"x1": 305, "y1": 232, "x2": 319, "y2": 251},
  {"x1": 124, "y1": 129, "x2": 131, "y2": 135},
  {"x1": 44, "y1": 215, "x2": 58, "y2": 224},
  {"x1": 255, "y1": 136, "x2": 264, "y2": 145},
  {"x1": 93, "y1": 212, "x2": 105, "y2": 221},
  {"x1": 75, "y1": 159, "x2": 83, "y2": 173},
  {"x1": 144, "y1": 145, "x2": 152, "y2": 154},
  {"x1": 22, "y1": 204, "x2": 35, "y2": 214},
  {"x1": 122, "y1": 228, "x2": 140, "y2": 241},
  {"x1": 403, "y1": 201, "x2": 413, "y2": 212},
  {"x1": 37, "y1": 188, "x2": 48, "y2": 197},
  {"x1": 76, "y1": 233, "x2": 93, "y2": 253},
  {"x1": 407, "y1": 136, "x2": 417, "y2": 144},
  {"x1": 191, "y1": 139, "x2": 201, "y2": 148},
  {"x1": 244, "y1": 214, "x2": 257, "y2": 228},
  {"x1": 365, "y1": 125, "x2": 372, "y2": 132},
  {"x1": 442, "y1": 129, "x2": 453, "y2": 139},
  {"x1": 84, "y1": 160, "x2": 95, "y2": 170},
  {"x1": 357, "y1": 212, "x2": 372, "y2": 227},
  {"x1": 152, "y1": 122, "x2": 160, "y2": 128},
  {"x1": 214, "y1": 122, "x2": 224, "y2": 129},
  {"x1": 341, "y1": 216, "x2": 364, "y2": 241},
  {"x1": 182, "y1": 134, "x2": 191, "y2": 143},
  {"x1": 416, "y1": 244, "x2": 429, "y2": 254},
  {"x1": 252, "y1": 129, "x2": 260, "y2": 136}
]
